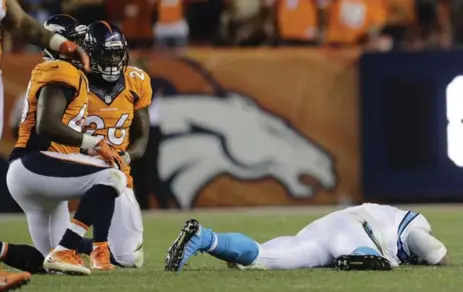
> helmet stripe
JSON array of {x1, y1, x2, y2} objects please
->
[
  {"x1": 55, "y1": 14, "x2": 77, "y2": 21},
  {"x1": 99, "y1": 21, "x2": 113, "y2": 33}
]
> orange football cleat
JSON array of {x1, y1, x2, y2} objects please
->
[
  {"x1": 91, "y1": 243, "x2": 115, "y2": 271},
  {"x1": 0, "y1": 269, "x2": 31, "y2": 291},
  {"x1": 43, "y1": 249, "x2": 91, "y2": 275}
]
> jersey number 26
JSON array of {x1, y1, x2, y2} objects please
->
[{"x1": 85, "y1": 114, "x2": 130, "y2": 145}]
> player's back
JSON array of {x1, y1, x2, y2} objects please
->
[
  {"x1": 343, "y1": 203, "x2": 409, "y2": 228},
  {"x1": 85, "y1": 66, "x2": 151, "y2": 188},
  {"x1": 9, "y1": 60, "x2": 89, "y2": 161},
  {"x1": 343, "y1": 203, "x2": 431, "y2": 264}
]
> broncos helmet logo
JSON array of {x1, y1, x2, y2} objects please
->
[{"x1": 146, "y1": 56, "x2": 338, "y2": 209}]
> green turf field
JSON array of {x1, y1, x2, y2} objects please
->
[{"x1": 1, "y1": 205, "x2": 462, "y2": 292}]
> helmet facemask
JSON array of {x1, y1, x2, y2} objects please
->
[
  {"x1": 69, "y1": 25, "x2": 88, "y2": 48},
  {"x1": 88, "y1": 42, "x2": 128, "y2": 82},
  {"x1": 67, "y1": 25, "x2": 88, "y2": 67}
]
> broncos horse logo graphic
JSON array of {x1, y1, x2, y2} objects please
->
[{"x1": 147, "y1": 57, "x2": 338, "y2": 209}]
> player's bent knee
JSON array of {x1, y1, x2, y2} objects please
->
[
  {"x1": 97, "y1": 168, "x2": 127, "y2": 196},
  {"x1": 114, "y1": 249, "x2": 144, "y2": 268}
]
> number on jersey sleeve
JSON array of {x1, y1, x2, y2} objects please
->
[
  {"x1": 129, "y1": 67, "x2": 145, "y2": 81},
  {"x1": 68, "y1": 104, "x2": 87, "y2": 132},
  {"x1": 128, "y1": 66, "x2": 153, "y2": 110}
]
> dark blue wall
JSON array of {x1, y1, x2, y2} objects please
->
[{"x1": 361, "y1": 50, "x2": 463, "y2": 202}]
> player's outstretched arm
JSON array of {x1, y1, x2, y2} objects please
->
[
  {"x1": 125, "y1": 107, "x2": 150, "y2": 162},
  {"x1": 3, "y1": 0, "x2": 55, "y2": 47},
  {"x1": 407, "y1": 229, "x2": 449, "y2": 266},
  {"x1": 3, "y1": 0, "x2": 90, "y2": 71}
]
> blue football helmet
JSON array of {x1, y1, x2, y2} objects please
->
[
  {"x1": 43, "y1": 14, "x2": 87, "y2": 62},
  {"x1": 83, "y1": 21, "x2": 129, "y2": 82}
]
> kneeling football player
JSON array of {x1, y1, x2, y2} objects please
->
[
  {"x1": 77, "y1": 21, "x2": 151, "y2": 268},
  {"x1": 165, "y1": 203, "x2": 449, "y2": 271},
  {"x1": 7, "y1": 14, "x2": 127, "y2": 276}
]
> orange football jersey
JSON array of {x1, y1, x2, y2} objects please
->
[
  {"x1": 325, "y1": 0, "x2": 387, "y2": 44},
  {"x1": 13, "y1": 60, "x2": 89, "y2": 156},
  {"x1": 85, "y1": 66, "x2": 153, "y2": 188},
  {"x1": 158, "y1": 0, "x2": 184, "y2": 23},
  {"x1": 276, "y1": 0, "x2": 319, "y2": 41}
]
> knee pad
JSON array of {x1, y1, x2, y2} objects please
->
[{"x1": 99, "y1": 169, "x2": 127, "y2": 196}]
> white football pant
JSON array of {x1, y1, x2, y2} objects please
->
[
  {"x1": 108, "y1": 187, "x2": 144, "y2": 268},
  {"x1": 7, "y1": 151, "x2": 126, "y2": 256},
  {"x1": 252, "y1": 211, "x2": 381, "y2": 269}
]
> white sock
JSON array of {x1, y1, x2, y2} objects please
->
[{"x1": 69, "y1": 220, "x2": 88, "y2": 237}]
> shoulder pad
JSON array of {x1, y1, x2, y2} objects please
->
[
  {"x1": 125, "y1": 66, "x2": 153, "y2": 110},
  {"x1": 31, "y1": 61, "x2": 82, "y2": 90},
  {"x1": 126, "y1": 66, "x2": 149, "y2": 82}
]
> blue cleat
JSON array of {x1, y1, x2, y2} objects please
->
[{"x1": 165, "y1": 219, "x2": 212, "y2": 272}]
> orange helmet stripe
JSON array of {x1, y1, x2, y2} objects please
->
[
  {"x1": 99, "y1": 21, "x2": 113, "y2": 33},
  {"x1": 56, "y1": 14, "x2": 77, "y2": 21}
]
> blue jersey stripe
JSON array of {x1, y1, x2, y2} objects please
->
[{"x1": 397, "y1": 211, "x2": 419, "y2": 263}]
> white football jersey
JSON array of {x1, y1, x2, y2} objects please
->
[{"x1": 249, "y1": 203, "x2": 445, "y2": 271}]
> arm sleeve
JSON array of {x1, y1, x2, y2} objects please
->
[{"x1": 406, "y1": 229, "x2": 447, "y2": 265}]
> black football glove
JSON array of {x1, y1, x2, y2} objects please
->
[{"x1": 334, "y1": 254, "x2": 393, "y2": 271}]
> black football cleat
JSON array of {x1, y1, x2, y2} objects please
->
[
  {"x1": 165, "y1": 219, "x2": 200, "y2": 272},
  {"x1": 334, "y1": 254, "x2": 393, "y2": 271}
]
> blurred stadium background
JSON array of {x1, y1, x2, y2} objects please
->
[{"x1": 2, "y1": 0, "x2": 463, "y2": 211}]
